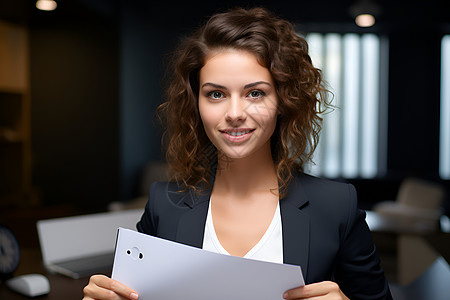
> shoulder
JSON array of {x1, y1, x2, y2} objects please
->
[
  {"x1": 149, "y1": 180, "x2": 183, "y2": 194},
  {"x1": 146, "y1": 180, "x2": 211, "y2": 216},
  {"x1": 137, "y1": 181, "x2": 196, "y2": 236},
  {"x1": 289, "y1": 172, "x2": 356, "y2": 203},
  {"x1": 285, "y1": 172, "x2": 358, "y2": 225},
  {"x1": 148, "y1": 181, "x2": 195, "y2": 207}
]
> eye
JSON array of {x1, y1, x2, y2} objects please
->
[
  {"x1": 247, "y1": 90, "x2": 266, "y2": 99},
  {"x1": 206, "y1": 91, "x2": 224, "y2": 100}
]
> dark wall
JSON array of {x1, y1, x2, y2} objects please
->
[
  {"x1": 382, "y1": 0, "x2": 443, "y2": 178},
  {"x1": 29, "y1": 2, "x2": 120, "y2": 210},
  {"x1": 387, "y1": 30, "x2": 442, "y2": 177},
  {"x1": 119, "y1": 2, "x2": 171, "y2": 201}
]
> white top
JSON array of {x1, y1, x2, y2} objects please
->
[{"x1": 202, "y1": 200, "x2": 283, "y2": 264}]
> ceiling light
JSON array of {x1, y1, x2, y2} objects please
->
[
  {"x1": 350, "y1": 0, "x2": 381, "y2": 28},
  {"x1": 355, "y1": 14, "x2": 376, "y2": 27},
  {"x1": 36, "y1": 0, "x2": 57, "y2": 11}
]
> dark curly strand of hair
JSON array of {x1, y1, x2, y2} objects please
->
[{"x1": 157, "y1": 7, "x2": 330, "y2": 195}]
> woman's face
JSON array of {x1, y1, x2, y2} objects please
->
[{"x1": 198, "y1": 49, "x2": 279, "y2": 160}]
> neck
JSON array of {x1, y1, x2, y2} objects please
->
[{"x1": 213, "y1": 142, "x2": 278, "y2": 198}]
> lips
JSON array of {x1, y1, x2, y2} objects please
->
[{"x1": 219, "y1": 128, "x2": 255, "y2": 142}]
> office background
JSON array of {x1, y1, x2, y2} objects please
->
[
  {"x1": 1, "y1": 1, "x2": 450, "y2": 295},
  {"x1": 1, "y1": 0, "x2": 449, "y2": 214}
]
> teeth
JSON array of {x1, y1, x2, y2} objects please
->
[{"x1": 229, "y1": 130, "x2": 250, "y2": 136}]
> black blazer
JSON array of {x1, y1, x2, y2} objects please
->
[{"x1": 137, "y1": 172, "x2": 392, "y2": 300}]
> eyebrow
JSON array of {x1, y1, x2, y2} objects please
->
[
  {"x1": 201, "y1": 81, "x2": 272, "y2": 90},
  {"x1": 244, "y1": 81, "x2": 272, "y2": 89}
]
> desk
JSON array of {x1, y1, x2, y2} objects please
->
[
  {"x1": 365, "y1": 210, "x2": 438, "y2": 234},
  {"x1": 0, "y1": 248, "x2": 94, "y2": 299},
  {"x1": 365, "y1": 210, "x2": 449, "y2": 285}
]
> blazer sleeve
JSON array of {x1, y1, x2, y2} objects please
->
[{"x1": 335, "y1": 184, "x2": 392, "y2": 300}]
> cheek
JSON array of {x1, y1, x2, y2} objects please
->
[
  {"x1": 199, "y1": 100, "x2": 220, "y2": 133},
  {"x1": 247, "y1": 103, "x2": 279, "y2": 129}
]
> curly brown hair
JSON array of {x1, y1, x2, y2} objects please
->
[{"x1": 158, "y1": 6, "x2": 330, "y2": 195}]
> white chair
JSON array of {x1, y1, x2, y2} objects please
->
[{"x1": 373, "y1": 177, "x2": 445, "y2": 228}]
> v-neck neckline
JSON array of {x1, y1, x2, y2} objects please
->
[{"x1": 205, "y1": 200, "x2": 281, "y2": 258}]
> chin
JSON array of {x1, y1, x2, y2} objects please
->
[{"x1": 218, "y1": 146, "x2": 255, "y2": 160}]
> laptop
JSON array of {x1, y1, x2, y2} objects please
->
[{"x1": 37, "y1": 209, "x2": 143, "y2": 279}]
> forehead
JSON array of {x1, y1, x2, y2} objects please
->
[{"x1": 199, "y1": 49, "x2": 273, "y2": 85}]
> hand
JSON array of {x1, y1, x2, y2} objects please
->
[
  {"x1": 83, "y1": 274, "x2": 139, "y2": 300},
  {"x1": 283, "y1": 281, "x2": 350, "y2": 300}
]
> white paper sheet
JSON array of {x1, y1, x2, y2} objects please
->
[{"x1": 112, "y1": 227, "x2": 304, "y2": 300}]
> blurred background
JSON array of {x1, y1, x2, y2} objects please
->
[{"x1": 1, "y1": 0, "x2": 450, "y2": 293}]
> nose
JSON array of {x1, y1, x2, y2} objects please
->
[{"x1": 225, "y1": 96, "x2": 246, "y2": 124}]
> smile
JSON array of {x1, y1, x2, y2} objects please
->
[
  {"x1": 219, "y1": 128, "x2": 255, "y2": 142},
  {"x1": 228, "y1": 130, "x2": 252, "y2": 136}
]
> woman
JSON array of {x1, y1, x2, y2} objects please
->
[{"x1": 83, "y1": 7, "x2": 392, "y2": 300}]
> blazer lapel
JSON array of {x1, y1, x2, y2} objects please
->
[
  {"x1": 175, "y1": 184, "x2": 212, "y2": 249},
  {"x1": 173, "y1": 171, "x2": 311, "y2": 281},
  {"x1": 281, "y1": 175, "x2": 310, "y2": 280}
]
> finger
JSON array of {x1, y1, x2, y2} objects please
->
[
  {"x1": 283, "y1": 281, "x2": 338, "y2": 299},
  {"x1": 283, "y1": 286, "x2": 310, "y2": 299},
  {"x1": 84, "y1": 282, "x2": 137, "y2": 300},
  {"x1": 83, "y1": 281, "x2": 119, "y2": 300},
  {"x1": 87, "y1": 275, "x2": 139, "y2": 300},
  {"x1": 108, "y1": 279, "x2": 139, "y2": 299}
]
